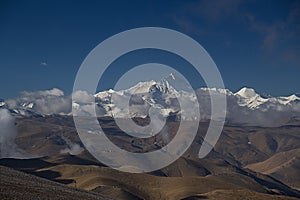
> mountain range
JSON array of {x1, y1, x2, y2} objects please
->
[{"x1": 1, "y1": 75, "x2": 299, "y2": 127}]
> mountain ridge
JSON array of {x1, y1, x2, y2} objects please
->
[{"x1": 1, "y1": 79, "x2": 300, "y2": 127}]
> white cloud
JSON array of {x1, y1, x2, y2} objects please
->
[
  {"x1": 21, "y1": 88, "x2": 64, "y2": 97},
  {"x1": 40, "y1": 62, "x2": 47, "y2": 66},
  {"x1": 60, "y1": 137, "x2": 84, "y2": 155},
  {"x1": 6, "y1": 88, "x2": 71, "y2": 115},
  {"x1": 72, "y1": 90, "x2": 94, "y2": 103},
  {"x1": 0, "y1": 109, "x2": 29, "y2": 158}
]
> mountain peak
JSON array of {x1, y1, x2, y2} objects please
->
[
  {"x1": 287, "y1": 94, "x2": 300, "y2": 101},
  {"x1": 168, "y1": 73, "x2": 176, "y2": 80},
  {"x1": 0, "y1": 99, "x2": 5, "y2": 107},
  {"x1": 278, "y1": 94, "x2": 300, "y2": 104},
  {"x1": 126, "y1": 80, "x2": 157, "y2": 94},
  {"x1": 235, "y1": 87, "x2": 258, "y2": 98}
]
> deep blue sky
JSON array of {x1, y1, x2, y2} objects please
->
[{"x1": 0, "y1": 0, "x2": 299, "y2": 98}]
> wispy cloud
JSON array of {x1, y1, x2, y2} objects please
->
[
  {"x1": 171, "y1": 15, "x2": 204, "y2": 36},
  {"x1": 60, "y1": 137, "x2": 84, "y2": 155},
  {"x1": 246, "y1": 1, "x2": 300, "y2": 65},
  {"x1": 40, "y1": 62, "x2": 47, "y2": 67},
  {"x1": 188, "y1": 0, "x2": 243, "y2": 21},
  {"x1": 247, "y1": 14, "x2": 284, "y2": 50},
  {"x1": 171, "y1": 1, "x2": 300, "y2": 66},
  {"x1": 171, "y1": 0, "x2": 243, "y2": 35},
  {"x1": 0, "y1": 109, "x2": 31, "y2": 158}
]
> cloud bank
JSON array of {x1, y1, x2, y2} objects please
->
[
  {"x1": 5, "y1": 88, "x2": 72, "y2": 115},
  {"x1": 0, "y1": 109, "x2": 28, "y2": 158}
]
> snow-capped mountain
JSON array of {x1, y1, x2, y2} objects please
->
[
  {"x1": 94, "y1": 75, "x2": 184, "y2": 119},
  {"x1": 234, "y1": 87, "x2": 300, "y2": 109},
  {"x1": 0, "y1": 99, "x2": 5, "y2": 107},
  {"x1": 1, "y1": 75, "x2": 300, "y2": 127},
  {"x1": 234, "y1": 87, "x2": 268, "y2": 109}
]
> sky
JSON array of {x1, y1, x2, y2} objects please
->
[{"x1": 0, "y1": 0, "x2": 299, "y2": 98}]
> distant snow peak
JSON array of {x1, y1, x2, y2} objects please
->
[
  {"x1": 277, "y1": 94, "x2": 300, "y2": 105},
  {"x1": 21, "y1": 102, "x2": 34, "y2": 109},
  {"x1": 235, "y1": 87, "x2": 258, "y2": 98},
  {"x1": 234, "y1": 87, "x2": 268, "y2": 109},
  {"x1": 126, "y1": 80, "x2": 157, "y2": 94},
  {"x1": 2, "y1": 84, "x2": 300, "y2": 127},
  {"x1": 108, "y1": 89, "x2": 115, "y2": 93},
  {"x1": 157, "y1": 80, "x2": 176, "y2": 94},
  {"x1": 166, "y1": 73, "x2": 176, "y2": 81},
  {"x1": 0, "y1": 100, "x2": 5, "y2": 107},
  {"x1": 285, "y1": 94, "x2": 300, "y2": 101},
  {"x1": 170, "y1": 73, "x2": 175, "y2": 80}
]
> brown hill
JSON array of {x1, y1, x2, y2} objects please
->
[
  {"x1": 246, "y1": 149, "x2": 300, "y2": 190},
  {"x1": 182, "y1": 189, "x2": 299, "y2": 200},
  {"x1": 1, "y1": 152, "x2": 300, "y2": 199},
  {"x1": 4, "y1": 116, "x2": 300, "y2": 199},
  {"x1": 0, "y1": 165, "x2": 113, "y2": 200}
]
